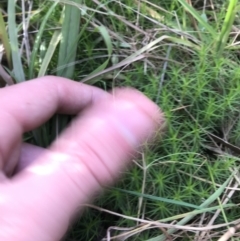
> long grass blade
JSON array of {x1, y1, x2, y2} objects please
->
[
  {"x1": 0, "y1": 11, "x2": 12, "y2": 69},
  {"x1": 8, "y1": 0, "x2": 25, "y2": 82},
  {"x1": 114, "y1": 188, "x2": 201, "y2": 210},
  {"x1": 158, "y1": 204, "x2": 236, "y2": 223},
  {"x1": 29, "y1": 2, "x2": 59, "y2": 79},
  {"x1": 177, "y1": 0, "x2": 216, "y2": 37},
  {"x1": 57, "y1": 0, "x2": 82, "y2": 78},
  {"x1": 53, "y1": 12, "x2": 93, "y2": 75},
  {"x1": 216, "y1": 0, "x2": 238, "y2": 54},
  {"x1": 81, "y1": 55, "x2": 145, "y2": 84},
  {"x1": 146, "y1": 176, "x2": 232, "y2": 241},
  {"x1": 85, "y1": 25, "x2": 113, "y2": 82},
  {"x1": 38, "y1": 30, "x2": 61, "y2": 77}
]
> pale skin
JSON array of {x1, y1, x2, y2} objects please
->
[{"x1": 0, "y1": 76, "x2": 164, "y2": 241}]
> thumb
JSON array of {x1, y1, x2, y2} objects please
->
[{"x1": 2, "y1": 88, "x2": 164, "y2": 241}]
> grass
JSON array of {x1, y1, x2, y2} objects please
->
[{"x1": 1, "y1": 0, "x2": 240, "y2": 240}]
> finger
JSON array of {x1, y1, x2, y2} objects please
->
[
  {"x1": 4, "y1": 88, "x2": 164, "y2": 241},
  {"x1": 0, "y1": 76, "x2": 109, "y2": 174},
  {"x1": 15, "y1": 143, "x2": 46, "y2": 173}
]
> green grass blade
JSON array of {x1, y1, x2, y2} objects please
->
[
  {"x1": 29, "y1": 2, "x2": 59, "y2": 145},
  {"x1": 8, "y1": 1, "x2": 25, "y2": 82},
  {"x1": 81, "y1": 55, "x2": 145, "y2": 84},
  {"x1": 158, "y1": 204, "x2": 236, "y2": 223},
  {"x1": 146, "y1": 176, "x2": 232, "y2": 241},
  {"x1": 177, "y1": 0, "x2": 216, "y2": 37},
  {"x1": 55, "y1": 0, "x2": 82, "y2": 147},
  {"x1": 114, "y1": 188, "x2": 201, "y2": 210},
  {"x1": 216, "y1": 0, "x2": 238, "y2": 54},
  {"x1": 91, "y1": 26, "x2": 113, "y2": 74},
  {"x1": 57, "y1": 0, "x2": 82, "y2": 78},
  {"x1": 51, "y1": 0, "x2": 101, "y2": 76},
  {"x1": 38, "y1": 30, "x2": 61, "y2": 77},
  {"x1": 0, "y1": 11, "x2": 12, "y2": 69},
  {"x1": 29, "y1": 2, "x2": 59, "y2": 79},
  {"x1": 86, "y1": 25, "x2": 113, "y2": 82},
  {"x1": 208, "y1": 166, "x2": 230, "y2": 226},
  {"x1": 53, "y1": 10, "x2": 93, "y2": 76}
]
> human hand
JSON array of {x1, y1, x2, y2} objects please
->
[{"x1": 0, "y1": 76, "x2": 164, "y2": 241}]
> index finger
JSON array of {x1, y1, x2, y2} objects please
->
[{"x1": 0, "y1": 76, "x2": 109, "y2": 174}]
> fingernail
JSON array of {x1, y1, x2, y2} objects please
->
[
  {"x1": 110, "y1": 115, "x2": 139, "y2": 148},
  {"x1": 110, "y1": 100, "x2": 157, "y2": 148}
]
